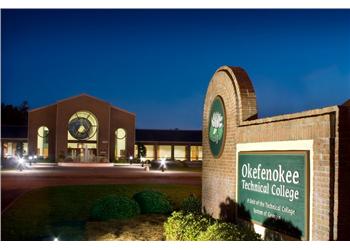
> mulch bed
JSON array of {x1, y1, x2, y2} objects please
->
[{"x1": 86, "y1": 214, "x2": 168, "y2": 241}]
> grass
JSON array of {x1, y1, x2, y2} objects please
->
[{"x1": 1, "y1": 184, "x2": 201, "y2": 241}]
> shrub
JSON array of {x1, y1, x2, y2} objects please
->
[
  {"x1": 197, "y1": 221, "x2": 261, "y2": 241},
  {"x1": 180, "y1": 194, "x2": 201, "y2": 214},
  {"x1": 90, "y1": 195, "x2": 140, "y2": 221},
  {"x1": 164, "y1": 211, "x2": 261, "y2": 241},
  {"x1": 133, "y1": 190, "x2": 172, "y2": 214},
  {"x1": 237, "y1": 224, "x2": 262, "y2": 241},
  {"x1": 164, "y1": 211, "x2": 213, "y2": 241},
  {"x1": 197, "y1": 221, "x2": 239, "y2": 240}
]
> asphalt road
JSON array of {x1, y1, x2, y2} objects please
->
[{"x1": 1, "y1": 165, "x2": 201, "y2": 212}]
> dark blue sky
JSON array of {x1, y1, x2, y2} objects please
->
[{"x1": 2, "y1": 9, "x2": 350, "y2": 129}]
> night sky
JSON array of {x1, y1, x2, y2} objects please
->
[{"x1": 2, "y1": 9, "x2": 350, "y2": 129}]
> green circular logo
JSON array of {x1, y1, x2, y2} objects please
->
[{"x1": 209, "y1": 96, "x2": 225, "y2": 158}]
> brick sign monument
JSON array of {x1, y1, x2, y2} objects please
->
[{"x1": 202, "y1": 66, "x2": 350, "y2": 240}]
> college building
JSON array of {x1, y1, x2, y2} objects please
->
[{"x1": 1, "y1": 94, "x2": 202, "y2": 163}]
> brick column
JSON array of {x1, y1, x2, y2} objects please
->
[
  {"x1": 154, "y1": 144, "x2": 158, "y2": 160},
  {"x1": 171, "y1": 145, "x2": 174, "y2": 160},
  {"x1": 186, "y1": 144, "x2": 191, "y2": 161}
]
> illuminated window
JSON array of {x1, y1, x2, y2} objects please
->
[
  {"x1": 2, "y1": 142, "x2": 13, "y2": 157},
  {"x1": 37, "y1": 126, "x2": 49, "y2": 158},
  {"x1": 144, "y1": 145, "x2": 154, "y2": 160},
  {"x1": 134, "y1": 145, "x2": 138, "y2": 158},
  {"x1": 68, "y1": 111, "x2": 98, "y2": 141},
  {"x1": 191, "y1": 146, "x2": 202, "y2": 161},
  {"x1": 158, "y1": 145, "x2": 171, "y2": 160},
  {"x1": 115, "y1": 128, "x2": 126, "y2": 160},
  {"x1": 67, "y1": 111, "x2": 98, "y2": 162},
  {"x1": 174, "y1": 145, "x2": 186, "y2": 160},
  {"x1": 23, "y1": 143, "x2": 28, "y2": 156}
]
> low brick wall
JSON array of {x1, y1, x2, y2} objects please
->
[{"x1": 202, "y1": 66, "x2": 350, "y2": 240}]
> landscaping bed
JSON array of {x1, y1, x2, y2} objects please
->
[
  {"x1": 86, "y1": 214, "x2": 167, "y2": 240},
  {"x1": 1, "y1": 184, "x2": 200, "y2": 241}
]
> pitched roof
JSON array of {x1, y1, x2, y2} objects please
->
[
  {"x1": 30, "y1": 93, "x2": 135, "y2": 115},
  {"x1": 136, "y1": 129, "x2": 202, "y2": 143},
  {"x1": 1, "y1": 126, "x2": 28, "y2": 139}
]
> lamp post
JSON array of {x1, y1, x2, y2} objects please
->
[
  {"x1": 129, "y1": 156, "x2": 133, "y2": 165},
  {"x1": 17, "y1": 157, "x2": 25, "y2": 171},
  {"x1": 29, "y1": 155, "x2": 33, "y2": 166},
  {"x1": 160, "y1": 158, "x2": 166, "y2": 172}
]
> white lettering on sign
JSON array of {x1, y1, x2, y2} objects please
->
[
  {"x1": 241, "y1": 163, "x2": 301, "y2": 202},
  {"x1": 241, "y1": 163, "x2": 300, "y2": 184}
]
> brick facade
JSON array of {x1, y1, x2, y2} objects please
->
[
  {"x1": 28, "y1": 94, "x2": 135, "y2": 162},
  {"x1": 202, "y1": 66, "x2": 350, "y2": 240}
]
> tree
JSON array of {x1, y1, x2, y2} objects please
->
[
  {"x1": 1, "y1": 101, "x2": 29, "y2": 125},
  {"x1": 137, "y1": 143, "x2": 147, "y2": 158},
  {"x1": 16, "y1": 142, "x2": 24, "y2": 157}
]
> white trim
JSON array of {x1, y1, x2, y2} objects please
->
[{"x1": 236, "y1": 140, "x2": 314, "y2": 240}]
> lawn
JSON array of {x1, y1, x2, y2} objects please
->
[{"x1": 1, "y1": 184, "x2": 201, "y2": 241}]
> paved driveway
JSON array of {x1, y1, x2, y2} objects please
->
[{"x1": 1, "y1": 164, "x2": 201, "y2": 211}]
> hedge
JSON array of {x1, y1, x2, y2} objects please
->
[
  {"x1": 164, "y1": 211, "x2": 261, "y2": 241},
  {"x1": 132, "y1": 190, "x2": 173, "y2": 214},
  {"x1": 90, "y1": 195, "x2": 140, "y2": 221}
]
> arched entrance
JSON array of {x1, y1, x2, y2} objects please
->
[{"x1": 67, "y1": 110, "x2": 98, "y2": 162}]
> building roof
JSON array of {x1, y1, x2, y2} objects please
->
[
  {"x1": 29, "y1": 93, "x2": 135, "y2": 116},
  {"x1": 1, "y1": 126, "x2": 28, "y2": 139},
  {"x1": 135, "y1": 129, "x2": 202, "y2": 143}
]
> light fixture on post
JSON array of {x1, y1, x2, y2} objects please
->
[
  {"x1": 160, "y1": 158, "x2": 166, "y2": 172},
  {"x1": 17, "y1": 157, "x2": 25, "y2": 171}
]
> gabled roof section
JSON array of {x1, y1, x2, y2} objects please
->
[
  {"x1": 29, "y1": 102, "x2": 57, "y2": 113},
  {"x1": 56, "y1": 93, "x2": 109, "y2": 105},
  {"x1": 29, "y1": 93, "x2": 135, "y2": 115},
  {"x1": 343, "y1": 99, "x2": 350, "y2": 106},
  {"x1": 111, "y1": 105, "x2": 135, "y2": 116}
]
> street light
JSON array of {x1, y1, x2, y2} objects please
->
[
  {"x1": 129, "y1": 156, "x2": 133, "y2": 165},
  {"x1": 17, "y1": 157, "x2": 25, "y2": 171},
  {"x1": 160, "y1": 158, "x2": 166, "y2": 172},
  {"x1": 28, "y1": 155, "x2": 33, "y2": 166},
  {"x1": 18, "y1": 157, "x2": 24, "y2": 164}
]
